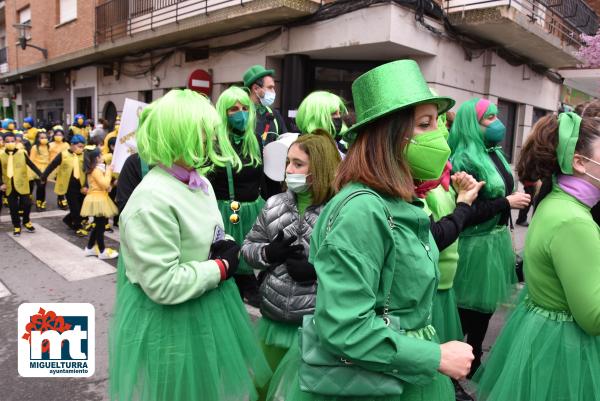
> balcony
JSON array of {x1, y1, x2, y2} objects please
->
[
  {"x1": 445, "y1": 0, "x2": 599, "y2": 68},
  {"x1": 96, "y1": 0, "x2": 321, "y2": 46}
]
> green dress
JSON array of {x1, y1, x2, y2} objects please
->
[
  {"x1": 109, "y1": 167, "x2": 271, "y2": 401},
  {"x1": 475, "y1": 186, "x2": 600, "y2": 401},
  {"x1": 267, "y1": 183, "x2": 453, "y2": 401},
  {"x1": 453, "y1": 149, "x2": 517, "y2": 313},
  {"x1": 424, "y1": 186, "x2": 464, "y2": 342}
]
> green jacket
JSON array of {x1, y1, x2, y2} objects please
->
[
  {"x1": 119, "y1": 167, "x2": 224, "y2": 305},
  {"x1": 309, "y1": 183, "x2": 442, "y2": 386},
  {"x1": 525, "y1": 186, "x2": 600, "y2": 335}
]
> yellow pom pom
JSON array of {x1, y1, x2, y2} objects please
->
[
  {"x1": 229, "y1": 214, "x2": 240, "y2": 224},
  {"x1": 230, "y1": 201, "x2": 241, "y2": 211}
]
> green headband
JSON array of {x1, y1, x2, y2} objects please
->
[{"x1": 557, "y1": 112, "x2": 581, "y2": 175}]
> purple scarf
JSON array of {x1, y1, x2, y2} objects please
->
[
  {"x1": 160, "y1": 163, "x2": 209, "y2": 194},
  {"x1": 557, "y1": 174, "x2": 600, "y2": 208}
]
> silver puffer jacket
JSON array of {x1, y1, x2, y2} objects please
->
[{"x1": 242, "y1": 191, "x2": 322, "y2": 324}]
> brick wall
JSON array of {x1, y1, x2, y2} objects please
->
[{"x1": 6, "y1": 0, "x2": 95, "y2": 71}]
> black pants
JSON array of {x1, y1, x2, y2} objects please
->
[
  {"x1": 63, "y1": 182, "x2": 85, "y2": 230},
  {"x1": 29, "y1": 179, "x2": 46, "y2": 203},
  {"x1": 87, "y1": 216, "x2": 107, "y2": 252},
  {"x1": 7, "y1": 190, "x2": 32, "y2": 228},
  {"x1": 234, "y1": 273, "x2": 260, "y2": 298},
  {"x1": 458, "y1": 307, "x2": 493, "y2": 375},
  {"x1": 516, "y1": 184, "x2": 537, "y2": 223}
]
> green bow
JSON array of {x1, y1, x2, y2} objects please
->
[{"x1": 557, "y1": 112, "x2": 581, "y2": 175}]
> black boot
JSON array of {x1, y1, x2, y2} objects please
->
[{"x1": 452, "y1": 379, "x2": 474, "y2": 401}]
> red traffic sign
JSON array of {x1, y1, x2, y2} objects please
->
[{"x1": 187, "y1": 69, "x2": 212, "y2": 96}]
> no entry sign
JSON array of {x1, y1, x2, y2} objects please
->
[{"x1": 187, "y1": 69, "x2": 212, "y2": 96}]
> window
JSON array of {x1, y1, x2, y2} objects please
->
[
  {"x1": 59, "y1": 0, "x2": 77, "y2": 24},
  {"x1": 18, "y1": 7, "x2": 32, "y2": 40},
  {"x1": 19, "y1": 7, "x2": 31, "y2": 24}
]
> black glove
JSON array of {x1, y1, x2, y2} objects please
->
[
  {"x1": 264, "y1": 230, "x2": 303, "y2": 264},
  {"x1": 286, "y1": 256, "x2": 317, "y2": 283},
  {"x1": 210, "y1": 240, "x2": 241, "y2": 279}
]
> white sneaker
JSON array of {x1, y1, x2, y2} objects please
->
[
  {"x1": 98, "y1": 248, "x2": 119, "y2": 260},
  {"x1": 83, "y1": 246, "x2": 98, "y2": 257}
]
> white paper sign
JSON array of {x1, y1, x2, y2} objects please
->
[{"x1": 112, "y1": 98, "x2": 148, "y2": 173}]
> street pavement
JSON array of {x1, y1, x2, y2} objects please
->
[{"x1": 0, "y1": 183, "x2": 531, "y2": 400}]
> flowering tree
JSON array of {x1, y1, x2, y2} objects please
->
[{"x1": 578, "y1": 30, "x2": 600, "y2": 67}]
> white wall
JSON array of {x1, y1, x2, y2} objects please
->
[{"x1": 70, "y1": 66, "x2": 98, "y2": 122}]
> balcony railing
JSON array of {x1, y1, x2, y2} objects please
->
[
  {"x1": 446, "y1": 0, "x2": 599, "y2": 48},
  {"x1": 95, "y1": 0, "x2": 254, "y2": 45}
]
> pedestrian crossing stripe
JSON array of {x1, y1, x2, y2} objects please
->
[
  {"x1": 8, "y1": 225, "x2": 116, "y2": 281},
  {"x1": 0, "y1": 209, "x2": 67, "y2": 223},
  {"x1": 0, "y1": 280, "x2": 10, "y2": 298}
]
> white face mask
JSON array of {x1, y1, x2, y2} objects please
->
[
  {"x1": 97, "y1": 163, "x2": 106, "y2": 172},
  {"x1": 581, "y1": 155, "x2": 600, "y2": 185},
  {"x1": 286, "y1": 173, "x2": 310, "y2": 193},
  {"x1": 259, "y1": 90, "x2": 276, "y2": 107}
]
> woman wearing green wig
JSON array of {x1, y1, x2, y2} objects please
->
[
  {"x1": 475, "y1": 113, "x2": 600, "y2": 401},
  {"x1": 295, "y1": 91, "x2": 349, "y2": 153},
  {"x1": 448, "y1": 98, "x2": 531, "y2": 378},
  {"x1": 109, "y1": 89, "x2": 271, "y2": 401},
  {"x1": 207, "y1": 86, "x2": 265, "y2": 307}
]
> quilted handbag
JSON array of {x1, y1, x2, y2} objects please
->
[{"x1": 298, "y1": 189, "x2": 405, "y2": 396}]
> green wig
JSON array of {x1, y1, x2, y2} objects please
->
[
  {"x1": 216, "y1": 86, "x2": 260, "y2": 169},
  {"x1": 295, "y1": 91, "x2": 348, "y2": 137},
  {"x1": 136, "y1": 89, "x2": 240, "y2": 175},
  {"x1": 448, "y1": 98, "x2": 512, "y2": 198}
]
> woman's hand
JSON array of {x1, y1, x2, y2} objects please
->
[
  {"x1": 438, "y1": 341, "x2": 474, "y2": 380},
  {"x1": 211, "y1": 239, "x2": 241, "y2": 278},
  {"x1": 452, "y1": 173, "x2": 486, "y2": 206},
  {"x1": 507, "y1": 192, "x2": 531, "y2": 209}
]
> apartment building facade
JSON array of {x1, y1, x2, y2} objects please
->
[{"x1": 0, "y1": 0, "x2": 598, "y2": 162}]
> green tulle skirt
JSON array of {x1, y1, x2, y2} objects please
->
[
  {"x1": 217, "y1": 197, "x2": 266, "y2": 274},
  {"x1": 431, "y1": 288, "x2": 463, "y2": 343},
  {"x1": 266, "y1": 326, "x2": 454, "y2": 401},
  {"x1": 257, "y1": 317, "x2": 300, "y2": 371},
  {"x1": 109, "y1": 259, "x2": 272, "y2": 401},
  {"x1": 474, "y1": 295, "x2": 600, "y2": 401},
  {"x1": 453, "y1": 226, "x2": 517, "y2": 313}
]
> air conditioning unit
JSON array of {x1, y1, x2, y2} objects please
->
[{"x1": 38, "y1": 72, "x2": 53, "y2": 89}]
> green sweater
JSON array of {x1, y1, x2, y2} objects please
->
[
  {"x1": 525, "y1": 186, "x2": 600, "y2": 335},
  {"x1": 424, "y1": 186, "x2": 459, "y2": 290},
  {"x1": 309, "y1": 183, "x2": 441, "y2": 386},
  {"x1": 119, "y1": 167, "x2": 224, "y2": 305}
]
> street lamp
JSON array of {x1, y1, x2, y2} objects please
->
[{"x1": 13, "y1": 23, "x2": 48, "y2": 59}]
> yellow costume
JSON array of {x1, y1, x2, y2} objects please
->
[
  {"x1": 80, "y1": 167, "x2": 118, "y2": 218},
  {"x1": 0, "y1": 149, "x2": 30, "y2": 196},
  {"x1": 28, "y1": 144, "x2": 50, "y2": 180},
  {"x1": 54, "y1": 150, "x2": 86, "y2": 196}
]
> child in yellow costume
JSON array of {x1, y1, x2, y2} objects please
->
[
  {"x1": 43, "y1": 134, "x2": 89, "y2": 237},
  {"x1": 102, "y1": 116, "x2": 120, "y2": 155},
  {"x1": 68, "y1": 114, "x2": 90, "y2": 142},
  {"x1": 22, "y1": 117, "x2": 38, "y2": 143},
  {"x1": 48, "y1": 126, "x2": 70, "y2": 210},
  {"x1": 29, "y1": 131, "x2": 51, "y2": 211},
  {"x1": 81, "y1": 147, "x2": 119, "y2": 259},
  {"x1": 0, "y1": 132, "x2": 43, "y2": 236}
]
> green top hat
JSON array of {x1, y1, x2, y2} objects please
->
[
  {"x1": 243, "y1": 65, "x2": 275, "y2": 88},
  {"x1": 347, "y1": 60, "x2": 455, "y2": 136}
]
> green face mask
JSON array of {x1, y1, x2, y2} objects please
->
[
  {"x1": 405, "y1": 125, "x2": 451, "y2": 181},
  {"x1": 227, "y1": 110, "x2": 249, "y2": 133}
]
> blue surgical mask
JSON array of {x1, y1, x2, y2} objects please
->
[
  {"x1": 481, "y1": 119, "x2": 506, "y2": 144},
  {"x1": 260, "y1": 90, "x2": 276, "y2": 107},
  {"x1": 227, "y1": 110, "x2": 249, "y2": 132}
]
